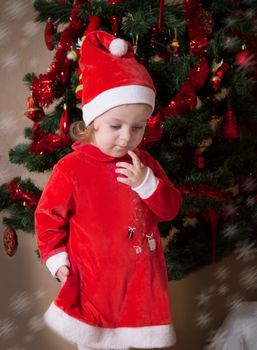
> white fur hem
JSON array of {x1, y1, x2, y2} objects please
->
[{"x1": 44, "y1": 302, "x2": 176, "y2": 348}]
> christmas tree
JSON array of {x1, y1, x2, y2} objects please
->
[{"x1": 1, "y1": 0, "x2": 257, "y2": 280}]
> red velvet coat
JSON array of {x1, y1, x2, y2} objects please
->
[{"x1": 35, "y1": 142, "x2": 182, "y2": 349}]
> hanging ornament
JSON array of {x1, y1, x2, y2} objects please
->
[
  {"x1": 24, "y1": 93, "x2": 44, "y2": 122},
  {"x1": 236, "y1": 44, "x2": 256, "y2": 71},
  {"x1": 194, "y1": 148, "x2": 205, "y2": 169},
  {"x1": 157, "y1": 0, "x2": 164, "y2": 32},
  {"x1": 44, "y1": 17, "x2": 56, "y2": 51},
  {"x1": 107, "y1": 0, "x2": 121, "y2": 3},
  {"x1": 170, "y1": 28, "x2": 179, "y2": 57},
  {"x1": 150, "y1": 26, "x2": 158, "y2": 49},
  {"x1": 3, "y1": 226, "x2": 18, "y2": 257},
  {"x1": 211, "y1": 60, "x2": 229, "y2": 90},
  {"x1": 59, "y1": 104, "x2": 70, "y2": 134},
  {"x1": 220, "y1": 108, "x2": 240, "y2": 142},
  {"x1": 110, "y1": 16, "x2": 119, "y2": 37}
]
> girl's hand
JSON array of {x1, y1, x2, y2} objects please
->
[
  {"x1": 56, "y1": 265, "x2": 70, "y2": 286},
  {"x1": 116, "y1": 150, "x2": 147, "y2": 188}
]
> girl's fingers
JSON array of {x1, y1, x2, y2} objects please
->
[{"x1": 128, "y1": 150, "x2": 141, "y2": 167}]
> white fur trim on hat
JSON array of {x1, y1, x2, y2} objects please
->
[
  {"x1": 82, "y1": 85, "x2": 155, "y2": 126},
  {"x1": 44, "y1": 302, "x2": 176, "y2": 348},
  {"x1": 109, "y1": 38, "x2": 128, "y2": 57}
]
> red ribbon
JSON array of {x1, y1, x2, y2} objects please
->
[
  {"x1": 201, "y1": 210, "x2": 220, "y2": 264},
  {"x1": 158, "y1": 0, "x2": 164, "y2": 32}
]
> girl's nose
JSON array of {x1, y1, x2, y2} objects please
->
[{"x1": 120, "y1": 128, "x2": 132, "y2": 142}]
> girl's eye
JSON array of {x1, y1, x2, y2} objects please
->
[
  {"x1": 110, "y1": 125, "x2": 121, "y2": 129},
  {"x1": 132, "y1": 126, "x2": 144, "y2": 131}
]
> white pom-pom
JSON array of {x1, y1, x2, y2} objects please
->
[{"x1": 109, "y1": 38, "x2": 128, "y2": 57}]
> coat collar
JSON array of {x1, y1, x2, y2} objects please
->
[{"x1": 72, "y1": 141, "x2": 138, "y2": 163}]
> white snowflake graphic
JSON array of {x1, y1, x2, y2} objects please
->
[
  {"x1": 28, "y1": 57, "x2": 40, "y2": 69},
  {"x1": 195, "y1": 289, "x2": 213, "y2": 306},
  {"x1": 0, "y1": 23, "x2": 10, "y2": 45},
  {"x1": 239, "y1": 266, "x2": 257, "y2": 290},
  {"x1": 0, "y1": 319, "x2": 16, "y2": 339},
  {"x1": 240, "y1": 177, "x2": 257, "y2": 193},
  {"x1": 222, "y1": 203, "x2": 239, "y2": 219},
  {"x1": 27, "y1": 315, "x2": 44, "y2": 332},
  {"x1": 0, "y1": 111, "x2": 19, "y2": 133},
  {"x1": 23, "y1": 20, "x2": 40, "y2": 38},
  {"x1": 0, "y1": 165, "x2": 14, "y2": 183},
  {"x1": 195, "y1": 312, "x2": 213, "y2": 329},
  {"x1": 7, "y1": 346, "x2": 25, "y2": 350},
  {"x1": 4, "y1": 1, "x2": 27, "y2": 20},
  {"x1": 24, "y1": 333, "x2": 34, "y2": 343},
  {"x1": 222, "y1": 223, "x2": 239, "y2": 239},
  {"x1": 215, "y1": 266, "x2": 230, "y2": 281},
  {"x1": 0, "y1": 52, "x2": 19, "y2": 69},
  {"x1": 224, "y1": 36, "x2": 241, "y2": 50},
  {"x1": 246, "y1": 196, "x2": 256, "y2": 206},
  {"x1": 9, "y1": 291, "x2": 32, "y2": 315},
  {"x1": 234, "y1": 241, "x2": 257, "y2": 262},
  {"x1": 226, "y1": 294, "x2": 243, "y2": 311},
  {"x1": 205, "y1": 329, "x2": 228, "y2": 349},
  {"x1": 217, "y1": 284, "x2": 229, "y2": 296},
  {"x1": 34, "y1": 289, "x2": 46, "y2": 300}
]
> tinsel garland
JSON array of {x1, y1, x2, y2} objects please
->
[
  {"x1": 31, "y1": 0, "x2": 87, "y2": 107},
  {"x1": 162, "y1": 0, "x2": 210, "y2": 118},
  {"x1": 6, "y1": 178, "x2": 40, "y2": 209}
]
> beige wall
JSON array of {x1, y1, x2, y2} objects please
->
[{"x1": 0, "y1": 1, "x2": 257, "y2": 349}]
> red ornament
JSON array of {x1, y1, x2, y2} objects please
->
[
  {"x1": 24, "y1": 94, "x2": 44, "y2": 122},
  {"x1": 236, "y1": 48, "x2": 256, "y2": 71},
  {"x1": 220, "y1": 108, "x2": 240, "y2": 142},
  {"x1": 110, "y1": 16, "x2": 119, "y2": 37},
  {"x1": 211, "y1": 62, "x2": 229, "y2": 91},
  {"x1": 107, "y1": 0, "x2": 121, "y2": 4},
  {"x1": 60, "y1": 104, "x2": 70, "y2": 134},
  {"x1": 44, "y1": 17, "x2": 56, "y2": 51},
  {"x1": 3, "y1": 226, "x2": 18, "y2": 257},
  {"x1": 194, "y1": 149, "x2": 205, "y2": 169}
]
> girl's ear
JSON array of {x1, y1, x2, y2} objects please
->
[{"x1": 69, "y1": 121, "x2": 88, "y2": 141}]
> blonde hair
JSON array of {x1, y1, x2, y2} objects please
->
[{"x1": 69, "y1": 121, "x2": 95, "y2": 142}]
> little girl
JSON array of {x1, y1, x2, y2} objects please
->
[{"x1": 35, "y1": 30, "x2": 182, "y2": 350}]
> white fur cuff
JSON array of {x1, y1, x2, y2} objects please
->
[
  {"x1": 132, "y1": 167, "x2": 158, "y2": 199},
  {"x1": 46, "y1": 252, "x2": 70, "y2": 277}
]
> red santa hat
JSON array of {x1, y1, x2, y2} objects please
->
[{"x1": 79, "y1": 31, "x2": 156, "y2": 126}]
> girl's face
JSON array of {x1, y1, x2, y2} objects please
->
[{"x1": 91, "y1": 104, "x2": 152, "y2": 158}]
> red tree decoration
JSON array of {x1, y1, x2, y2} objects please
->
[{"x1": 220, "y1": 108, "x2": 240, "y2": 142}]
